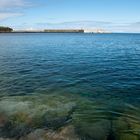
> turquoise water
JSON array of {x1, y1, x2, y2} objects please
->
[{"x1": 0, "y1": 33, "x2": 140, "y2": 139}]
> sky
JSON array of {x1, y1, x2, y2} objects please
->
[{"x1": 0, "y1": 0, "x2": 140, "y2": 32}]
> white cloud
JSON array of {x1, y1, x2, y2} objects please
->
[
  {"x1": 0, "y1": 12, "x2": 23, "y2": 20},
  {"x1": 36, "y1": 20, "x2": 112, "y2": 30},
  {"x1": 0, "y1": 0, "x2": 29, "y2": 8},
  {"x1": 0, "y1": 0, "x2": 30, "y2": 21}
]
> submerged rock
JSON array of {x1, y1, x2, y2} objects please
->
[
  {"x1": 44, "y1": 125, "x2": 80, "y2": 140},
  {"x1": 19, "y1": 125, "x2": 80, "y2": 140},
  {"x1": 19, "y1": 129, "x2": 46, "y2": 140},
  {"x1": 0, "y1": 138, "x2": 15, "y2": 140},
  {"x1": 1, "y1": 94, "x2": 140, "y2": 140},
  {"x1": 72, "y1": 101, "x2": 111, "y2": 140},
  {"x1": 0, "y1": 94, "x2": 76, "y2": 138},
  {"x1": 119, "y1": 134, "x2": 138, "y2": 140},
  {"x1": 112, "y1": 117, "x2": 140, "y2": 140}
]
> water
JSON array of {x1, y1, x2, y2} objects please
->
[{"x1": 0, "y1": 33, "x2": 140, "y2": 139}]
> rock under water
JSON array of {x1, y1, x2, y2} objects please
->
[{"x1": 0, "y1": 94, "x2": 140, "y2": 140}]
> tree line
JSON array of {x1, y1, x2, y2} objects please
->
[{"x1": 0, "y1": 26, "x2": 13, "y2": 32}]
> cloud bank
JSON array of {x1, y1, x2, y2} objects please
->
[
  {"x1": 0, "y1": 13, "x2": 23, "y2": 20},
  {"x1": 0, "y1": 0, "x2": 27, "y2": 8},
  {"x1": 0, "y1": 0, "x2": 30, "y2": 20}
]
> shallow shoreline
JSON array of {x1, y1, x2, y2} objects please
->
[{"x1": 0, "y1": 93, "x2": 140, "y2": 140}]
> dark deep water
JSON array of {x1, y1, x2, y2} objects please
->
[{"x1": 0, "y1": 33, "x2": 140, "y2": 140}]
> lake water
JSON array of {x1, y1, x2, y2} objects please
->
[{"x1": 0, "y1": 33, "x2": 140, "y2": 140}]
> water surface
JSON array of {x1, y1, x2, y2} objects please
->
[{"x1": 0, "y1": 33, "x2": 140, "y2": 139}]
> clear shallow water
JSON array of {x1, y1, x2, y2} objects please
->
[{"x1": 0, "y1": 33, "x2": 140, "y2": 139}]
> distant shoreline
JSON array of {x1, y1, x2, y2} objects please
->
[
  {"x1": 0, "y1": 32, "x2": 140, "y2": 34},
  {"x1": 0, "y1": 31, "x2": 140, "y2": 34},
  {"x1": 0, "y1": 29, "x2": 85, "y2": 33},
  {"x1": 0, "y1": 29, "x2": 110, "y2": 33}
]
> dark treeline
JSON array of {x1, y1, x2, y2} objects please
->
[
  {"x1": 0, "y1": 27, "x2": 84, "y2": 33},
  {"x1": 44, "y1": 29, "x2": 84, "y2": 33},
  {"x1": 0, "y1": 26, "x2": 13, "y2": 32}
]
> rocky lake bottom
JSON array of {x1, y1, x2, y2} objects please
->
[{"x1": 0, "y1": 93, "x2": 140, "y2": 140}]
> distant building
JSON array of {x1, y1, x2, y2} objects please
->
[{"x1": 84, "y1": 29, "x2": 109, "y2": 33}]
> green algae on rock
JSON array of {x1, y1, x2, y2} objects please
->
[
  {"x1": 0, "y1": 94, "x2": 140, "y2": 140},
  {"x1": 0, "y1": 94, "x2": 76, "y2": 138},
  {"x1": 72, "y1": 101, "x2": 111, "y2": 140},
  {"x1": 72, "y1": 100, "x2": 140, "y2": 140}
]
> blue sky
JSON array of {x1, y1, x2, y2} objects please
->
[{"x1": 0, "y1": 0, "x2": 140, "y2": 32}]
